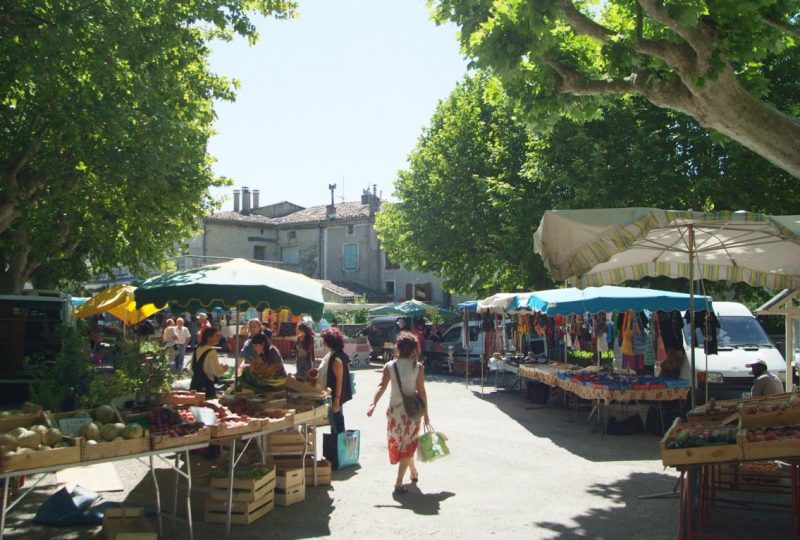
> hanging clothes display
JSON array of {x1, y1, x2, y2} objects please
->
[
  {"x1": 683, "y1": 309, "x2": 720, "y2": 355},
  {"x1": 620, "y1": 310, "x2": 645, "y2": 372}
]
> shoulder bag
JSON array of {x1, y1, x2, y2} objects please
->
[{"x1": 393, "y1": 362, "x2": 426, "y2": 421}]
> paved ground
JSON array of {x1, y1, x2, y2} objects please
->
[{"x1": 6, "y1": 365, "x2": 681, "y2": 539}]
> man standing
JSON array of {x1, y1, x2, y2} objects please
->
[
  {"x1": 174, "y1": 317, "x2": 191, "y2": 373},
  {"x1": 747, "y1": 359, "x2": 784, "y2": 397},
  {"x1": 196, "y1": 312, "x2": 212, "y2": 344}
]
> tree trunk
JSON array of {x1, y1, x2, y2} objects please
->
[{"x1": 0, "y1": 228, "x2": 35, "y2": 294}]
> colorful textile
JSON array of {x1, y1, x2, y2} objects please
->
[{"x1": 386, "y1": 404, "x2": 421, "y2": 465}]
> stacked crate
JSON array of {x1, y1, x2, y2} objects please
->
[
  {"x1": 275, "y1": 467, "x2": 305, "y2": 506},
  {"x1": 204, "y1": 466, "x2": 276, "y2": 525}
]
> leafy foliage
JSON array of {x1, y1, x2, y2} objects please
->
[
  {"x1": 28, "y1": 322, "x2": 93, "y2": 411},
  {"x1": 429, "y1": 0, "x2": 800, "y2": 177},
  {"x1": 0, "y1": 0, "x2": 297, "y2": 292}
]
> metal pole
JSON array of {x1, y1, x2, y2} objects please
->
[
  {"x1": 786, "y1": 310, "x2": 794, "y2": 392},
  {"x1": 234, "y1": 303, "x2": 242, "y2": 389},
  {"x1": 688, "y1": 224, "x2": 697, "y2": 408}
]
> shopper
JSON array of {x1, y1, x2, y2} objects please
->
[
  {"x1": 747, "y1": 359, "x2": 784, "y2": 397},
  {"x1": 295, "y1": 321, "x2": 316, "y2": 381},
  {"x1": 237, "y1": 318, "x2": 264, "y2": 372},
  {"x1": 320, "y1": 327, "x2": 352, "y2": 435},
  {"x1": 173, "y1": 317, "x2": 191, "y2": 373},
  {"x1": 240, "y1": 332, "x2": 288, "y2": 388},
  {"x1": 189, "y1": 328, "x2": 226, "y2": 398},
  {"x1": 161, "y1": 319, "x2": 177, "y2": 369},
  {"x1": 367, "y1": 331, "x2": 430, "y2": 495},
  {"x1": 196, "y1": 312, "x2": 212, "y2": 344}
]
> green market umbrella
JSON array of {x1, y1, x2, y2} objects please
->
[
  {"x1": 135, "y1": 258, "x2": 324, "y2": 320},
  {"x1": 368, "y1": 300, "x2": 458, "y2": 319}
]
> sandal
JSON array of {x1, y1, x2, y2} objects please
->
[
  {"x1": 393, "y1": 485, "x2": 407, "y2": 495},
  {"x1": 410, "y1": 475, "x2": 419, "y2": 483}
]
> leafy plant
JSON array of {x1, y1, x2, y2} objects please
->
[{"x1": 28, "y1": 322, "x2": 93, "y2": 411}]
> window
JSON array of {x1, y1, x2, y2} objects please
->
[
  {"x1": 414, "y1": 283, "x2": 432, "y2": 301},
  {"x1": 442, "y1": 327, "x2": 461, "y2": 343},
  {"x1": 384, "y1": 281, "x2": 395, "y2": 295},
  {"x1": 288, "y1": 231, "x2": 297, "y2": 242},
  {"x1": 347, "y1": 224, "x2": 355, "y2": 235},
  {"x1": 281, "y1": 247, "x2": 299, "y2": 265},
  {"x1": 343, "y1": 243, "x2": 358, "y2": 270},
  {"x1": 384, "y1": 253, "x2": 400, "y2": 270},
  {"x1": 253, "y1": 246, "x2": 265, "y2": 260}
]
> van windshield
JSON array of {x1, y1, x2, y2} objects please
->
[{"x1": 683, "y1": 316, "x2": 772, "y2": 348}]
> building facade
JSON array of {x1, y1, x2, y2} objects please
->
[{"x1": 189, "y1": 187, "x2": 459, "y2": 307}]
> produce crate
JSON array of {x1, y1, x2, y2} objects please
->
[
  {"x1": 1, "y1": 436, "x2": 81, "y2": 473},
  {"x1": 204, "y1": 493, "x2": 275, "y2": 525},
  {"x1": 272, "y1": 457, "x2": 332, "y2": 486},
  {"x1": 740, "y1": 399, "x2": 800, "y2": 429},
  {"x1": 738, "y1": 430, "x2": 800, "y2": 461},
  {"x1": 103, "y1": 507, "x2": 156, "y2": 540},
  {"x1": 276, "y1": 467, "x2": 304, "y2": 490},
  {"x1": 275, "y1": 483, "x2": 305, "y2": 506},
  {"x1": 52, "y1": 407, "x2": 126, "y2": 437},
  {"x1": 291, "y1": 403, "x2": 328, "y2": 425},
  {"x1": 660, "y1": 418, "x2": 742, "y2": 467},
  {"x1": 284, "y1": 375, "x2": 329, "y2": 399},
  {"x1": 160, "y1": 391, "x2": 206, "y2": 406},
  {"x1": 82, "y1": 431, "x2": 150, "y2": 462},
  {"x1": 0, "y1": 403, "x2": 45, "y2": 433},
  {"x1": 258, "y1": 410, "x2": 295, "y2": 432},
  {"x1": 209, "y1": 419, "x2": 261, "y2": 440},
  {"x1": 266, "y1": 431, "x2": 314, "y2": 455},
  {"x1": 209, "y1": 466, "x2": 276, "y2": 502},
  {"x1": 151, "y1": 426, "x2": 211, "y2": 451}
]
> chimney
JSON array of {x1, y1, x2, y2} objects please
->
[
  {"x1": 326, "y1": 204, "x2": 336, "y2": 219},
  {"x1": 242, "y1": 186, "x2": 251, "y2": 214},
  {"x1": 361, "y1": 188, "x2": 369, "y2": 205},
  {"x1": 252, "y1": 189, "x2": 260, "y2": 209},
  {"x1": 233, "y1": 189, "x2": 240, "y2": 212},
  {"x1": 369, "y1": 183, "x2": 380, "y2": 216}
]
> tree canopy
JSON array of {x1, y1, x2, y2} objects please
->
[
  {"x1": 430, "y1": 0, "x2": 800, "y2": 179},
  {"x1": 0, "y1": 1, "x2": 296, "y2": 293},
  {"x1": 376, "y1": 69, "x2": 800, "y2": 293}
]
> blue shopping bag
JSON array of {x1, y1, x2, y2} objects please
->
[{"x1": 323, "y1": 429, "x2": 360, "y2": 470}]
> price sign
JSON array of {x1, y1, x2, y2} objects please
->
[
  {"x1": 190, "y1": 406, "x2": 218, "y2": 426},
  {"x1": 58, "y1": 416, "x2": 92, "y2": 436}
]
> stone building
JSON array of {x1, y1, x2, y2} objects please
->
[{"x1": 187, "y1": 187, "x2": 457, "y2": 307}]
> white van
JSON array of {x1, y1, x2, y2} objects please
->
[
  {"x1": 679, "y1": 301, "x2": 786, "y2": 401},
  {"x1": 424, "y1": 321, "x2": 515, "y2": 374}
]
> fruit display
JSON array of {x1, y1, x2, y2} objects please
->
[
  {"x1": 148, "y1": 407, "x2": 205, "y2": 438},
  {"x1": 195, "y1": 400, "x2": 258, "y2": 437},
  {"x1": 0, "y1": 424, "x2": 68, "y2": 455},
  {"x1": 743, "y1": 425, "x2": 800, "y2": 443},
  {"x1": 663, "y1": 423, "x2": 738, "y2": 449}
]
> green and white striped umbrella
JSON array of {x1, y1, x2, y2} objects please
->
[{"x1": 534, "y1": 208, "x2": 800, "y2": 290}]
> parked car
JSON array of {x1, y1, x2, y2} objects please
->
[
  {"x1": 679, "y1": 301, "x2": 787, "y2": 402},
  {"x1": 425, "y1": 321, "x2": 514, "y2": 374},
  {"x1": 356, "y1": 316, "x2": 406, "y2": 360}
]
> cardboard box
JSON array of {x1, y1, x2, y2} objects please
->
[{"x1": 103, "y1": 507, "x2": 156, "y2": 540}]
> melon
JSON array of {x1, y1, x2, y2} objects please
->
[
  {"x1": 16, "y1": 447, "x2": 34, "y2": 454},
  {"x1": 30, "y1": 425, "x2": 48, "y2": 439},
  {"x1": 54, "y1": 442, "x2": 71, "y2": 448},
  {"x1": 36, "y1": 444, "x2": 51, "y2": 451},
  {"x1": 100, "y1": 423, "x2": 122, "y2": 442},
  {"x1": 81, "y1": 422, "x2": 100, "y2": 441},
  {"x1": 0, "y1": 434, "x2": 18, "y2": 452},
  {"x1": 7, "y1": 427, "x2": 28, "y2": 440},
  {"x1": 121, "y1": 424, "x2": 144, "y2": 440},
  {"x1": 43, "y1": 428, "x2": 62, "y2": 446},
  {"x1": 95, "y1": 405, "x2": 116, "y2": 424},
  {"x1": 86, "y1": 439, "x2": 98, "y2": 446},
  {"x1": 17, "y1": 430, "x2": 40, "y2": 449}
]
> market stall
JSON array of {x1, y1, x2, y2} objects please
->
[{"x1": 660, "y1": 392, "x2": 800, "y2": 539}]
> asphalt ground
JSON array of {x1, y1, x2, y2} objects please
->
[{"x1": 6, "y1": 362, "x2": 681, "y2": 540}]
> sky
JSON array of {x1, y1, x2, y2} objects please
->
[{"x1": 207, "y1": 1, "x2": 469, "y2": 211}]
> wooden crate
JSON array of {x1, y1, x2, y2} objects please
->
[
  {"x1": 160, "y1": 391, "x2": 206, "y2": 406},
  {"x1": 273, "y1": 457, "x2": 332, "y2": 486},
  {"x1": 103, "y1": 507, "x2": 156, "y2": 540},
  {"x1": 738, "y1": 431, "x2": 800, "y2": 461},
  {"x1": 1, "y1": 436, "x2": 82, "y2": 473},
  {"x1": 659, "y1": 418, "x2": 742, "y2": 467},
  {"x1": 150, "y1": 426, "x2": 211, "y2": 451},
  {"x1": 209, "y1": 467, "x2": 276, "y2": 502},
  {"x1": 0, "y1": 403, "x2": 45, "y2": 433},
  {"x1": 275, "y1": 483, "x2": 305, "y2": 506},
  {"x1": 284, "y1": 376, "x2": 329, "y2": 399},
  {"x1": 204, "y1": 493, "x2": 275, "y2": 525},
  {"x1": 740, "y1": 406, "x2": 800, "y2": 429},
  {"x1": 276, "y1": 467, "x2": 304, "y2": 490},
  {"x1": 258, "y1": 409, "x2": 295, "y2": 432},
  {"x1": 266, "y1": 431, "x2": 313, "y2": 455},
  {"x1": 51, "y1": 407, "x2": 126, "y2": 438},
  {"x1": 291, "y1": 404, "x2": 328, "y2": 425},
  {"x1": 209, "y1": 420, "x2": 261, "y2": 440},
  {"x1": 83, "y1": 432, "x2": 150, "y2": 462}
]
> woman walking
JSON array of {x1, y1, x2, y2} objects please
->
[
  {"x1": 367, "y1": 331, "x2": 430, "y2": 495},
  {"x1": 295, "y1": 321, "x2": 316, "y2": 381},
  {"x1": 319, "y1": 327, "x2": 352, "y2": 435}
]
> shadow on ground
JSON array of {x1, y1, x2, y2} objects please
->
[
  {"x1": 471, "y1": 383, "x2": 668, "y2": 463},
  {"x1": 535, "y1": 472, "x2": 679, "y2": 539},
  {"x1": 374, "y1": 486, "x2": 455, "y2": 516}
]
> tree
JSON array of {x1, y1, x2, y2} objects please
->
[
  {"x1": 376, "y1": 73, "x2": 551, "y2": 294},
  {"x1": 430, "y1": 0, "x2": 800, "y2": 179},
  {"x1": 377, "y1": 70, "x2": 800, "y2": 293},
  {"x1": 0, "y1": 1, "x2": 296, "y2": 293}
]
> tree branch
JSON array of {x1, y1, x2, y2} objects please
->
[
  {"x1": 543, "y1": 56, "x2": 636, "y2": 95},
  {"x1": 633, "y1": 36, "x2": 696, "y2": 69},
  {"x1": 558, "y1": 0, "x2": 614, "y2": 42},
  {"x1": 636, "y1": 0, "x2": 716, "y2": 59},
  {"x1": 762, "y1": 14, "x2": 800, "y2": 39}
]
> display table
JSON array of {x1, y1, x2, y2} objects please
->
[
  {"x1": 0, "y1": 442, "x2": 209, "y2": 540},
  {"x1": 518, "y1": 364, "x2": 566, "y2": 388}
]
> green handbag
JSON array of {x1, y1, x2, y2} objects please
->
[{"x1": 416, "y1": 424, "x2": 450, "y2": 462}]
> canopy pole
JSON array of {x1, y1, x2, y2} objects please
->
[
  {"x1": 234, "y1": 304, "x2": 242, "y2": 390},
  {"x1": 786, "y1": 309, "x2": 795, "y2": 392},
  {"x1": 688, "y1": 225, "x2": 697, "y2": 408}
]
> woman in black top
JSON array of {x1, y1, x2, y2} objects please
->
[{"x1": 321, "y1": 327, "x2": 352, "y2": 434}]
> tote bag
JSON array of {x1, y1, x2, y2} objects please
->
[
  {"x1": 323, "y1": 429, "x2": 360, "y2": 470},
  {"x1": 416, "y1": 424, "x2": 450, "y2": 462}
]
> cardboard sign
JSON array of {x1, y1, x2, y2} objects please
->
[
  {"x1": 190, "y1": 406, "x2": 218, "y2": 426},
  {"x1": 58, "y1": 416, "x2": 93, "y2": 436}
]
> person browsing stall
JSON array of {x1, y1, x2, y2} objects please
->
[
  {"x1": 173, "y1": 318, "x2": 191, "y2": 373},
  {"x1": 237, "y1": 318, "x2": 264, "y2": 372},
  {"x1": 747, "y1": 358, "x2": 784, "y2": 397},
  {"x1": 189, "y1": 328, "x2": 227, "y2": 398},
  {"x1": 295, "y1": 321, "x2": 316, "y2": 381},
  {"x1": 319, "y1": 327, "x2": 352, "y2": 435}
]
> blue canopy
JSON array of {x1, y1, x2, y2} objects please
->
[
  {"x1": 519, "y1": 286, "x2": 710, "y2": 316},
  {"x1": 457, "y1": 300, "x2": 478, "y2": 312}
]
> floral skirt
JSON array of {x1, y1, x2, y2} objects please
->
[{"x1": 386, "y1": 404, "x2": 421, "y2": 465}]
